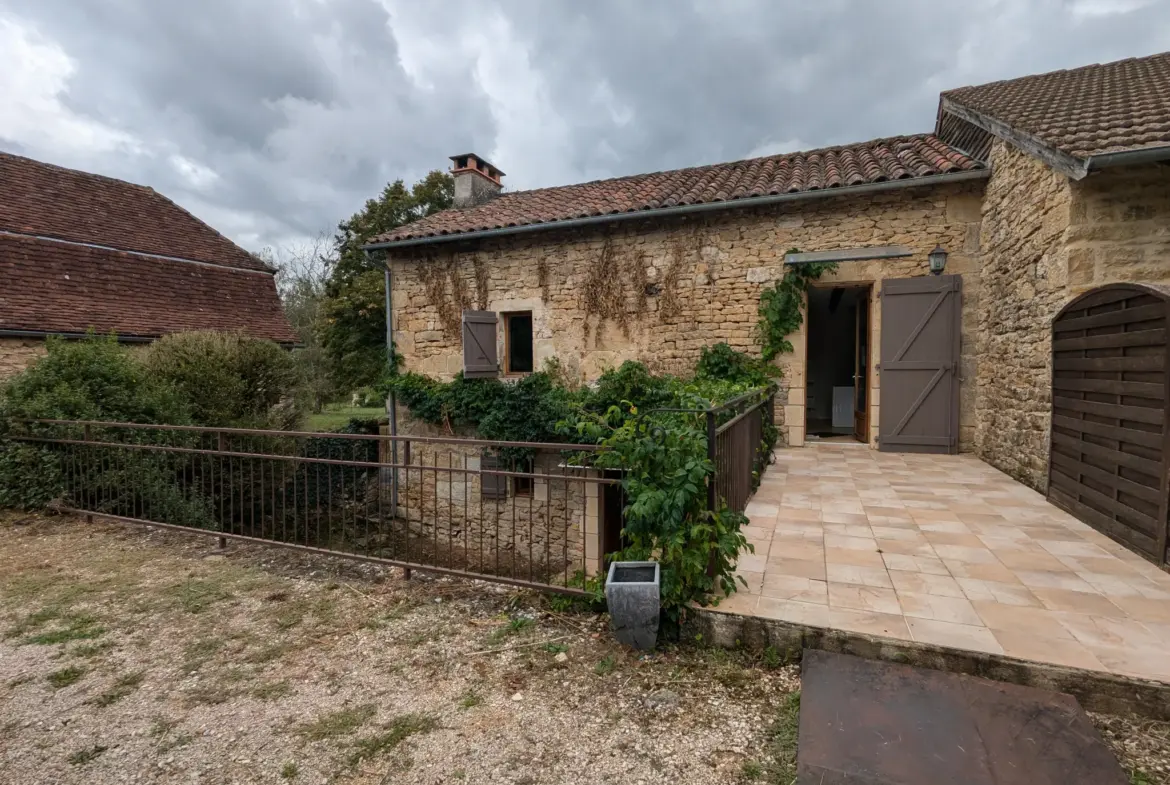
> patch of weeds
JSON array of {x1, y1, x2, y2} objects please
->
[
  {"x1": 346, "y1": 713, "x2": 438, "y2": 768},
  {"x1": 67, "y1": 745, "x2": 107, "y2": 766},
  {"x1": 149, "y1": 717, "x2": 180, "y2": 738},
  {"x1": 242, "y1": 640, "x2": 296, "y2": 665},
  {"x1": 46, "y1": 665, "x2": 85, "y2": 689},
  {"x1": 4, "y1": 605, "x2": 62, "y2": 638},
  {"x1": 458, "y1": 689, "x2": 483, "y2": 710},
  {"x1": 252, "y1": 680, "x2": 293, "y2": 701},
  {"x1": 486, "y1": 616, "x2": 534, "y2": 645},
  {"x1": 182, "y1": 637, "x2": 223, "y2": 671},
  {"x1": 452, "y1": 770, "x2": 466, "y2": 780},
  {"x1": 543, "y1": 642, "x2": 569, "y2": 654},
  {"x1": 71, "y1": 640, "x2": 115, "y2": 659},
  {"x1": 758, "y1": 691, "x2": 800, "y2": 783},
  {"x1": 91, "y1": 671, "x2": 145, "y2": 707},
  {"x1": 1129, "y1": 769, "x2": 1152, "y2": 785},
  {"x1": 280, "y1": 761, "x2": 299, "y2": 780},
  {"x1": 296, "y1": 704, "x2": 377, "y2": 741},
  {"x1": 739, "y1": 760, "x2": 763, "y2": 781},
  {"x1": 21, "y1": 613, "x2": 105, "y2": 646},
  {"x1": 182, "y1": 683, "x2": 237, "y2": 707},
  {"x1": 167, "y1": 579, "x2": 232, "y2": 614},
  {"x1": 594, "y1": 654, "x2": 617, "y2": 676}
]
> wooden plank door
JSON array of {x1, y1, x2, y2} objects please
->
[
  {"x1": 853, "y1": 287, "x2": 871, "y2": 443},
  {"x1": 878, "y1": 275, "x2": 962, "y2": 454},
  {"x1": 1047, "y1": 284, "x2": 1170, "y2": 565}
]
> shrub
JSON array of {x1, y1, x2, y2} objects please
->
[
  {"x1": 142, "y1": 332, "x2": 302, "y2": 428},
  {"x1": 694, "y1": 343, "x2": 779, "y2": 388}
]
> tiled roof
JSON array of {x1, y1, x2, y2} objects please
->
[
  {"x1": 0, "y1": 151, "x2": 269, "y2": 272},
  {"x1": 943, "y1": 51, "x2": 1170, "y2": 159},
  {"x1": 0, "y1": 234, "x2": 298, "y2": 343},
  {"x1": 373, "y1": 135, "x2": 984, "y2": 244}
]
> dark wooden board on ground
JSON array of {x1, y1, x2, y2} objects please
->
[{"x1": 797, "y1": 650, "x2": 1127, "y2": 785}]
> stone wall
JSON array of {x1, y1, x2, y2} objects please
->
[
  {"x1": 0, "y1": 337, "x2": 47, "y2": 381},
  {"x1": 379, "y1": 407, "x2": 601, "y2": 582},
  {"x1": 975, "y1": 141, "x2": 1170, "y2": 491},
  {"x1": 388, "y1": 180, "x2": 985, "y2": 449}
]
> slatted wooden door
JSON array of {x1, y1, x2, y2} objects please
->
[
  {"x1": 878, "y1": 275, "x2": 962, "y2": 454},
  {"x1": 1048, "y1": 284, "x2": 1170, "y2": 565}
]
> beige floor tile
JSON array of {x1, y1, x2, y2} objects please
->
[
  {"x1": 829, "y1": 608, "x2": 911, "y2": 639},
  {"x1": 744, "y1": 501, "x2": 780, "y2": 519},
  {"x1": 711, "y1": 592, "x2": 758, "y2": 615},
  {"x1": 888, "y1": 570, "x2": 965, "y2": 598},
  {"x1": 992, "y1": 629, "x2": 1106, "y2": 672},
  {"x1": 955, "y1": 578, "x2": 1040, "y2": 607},
  {"x1": 898, "y1": 592, "x2": 982, "y2": 625},
  {"x1": 1032, "y1": 588, "x2": 1126, "y2": 617},
  {"x1": 1108, "y1": 595, "x2": 1170, "y2": 623},
  {"x1": 923, "y1": 532, "x2": 986, "y2": 547},
  {"x1": 760, "y1": 575, "x2": 828, "y2": 605},
  {"x1": 826, "y1": 563, "x2": 892, "y2": 588},
  {"x1": 870, "y1": 526, "x2": 926, "y2": 542},
  {"x1": 776, "y1": 508, "x2": 822, "y2": 522},
  {"x1": 822, "y1": 524, "x2": 874, "y2": 538},
  {"x1": 1037, "y1": 539, "x2": 1111, "y2": 558},
  {"x1": 1054, "y1": 613, "x2": 1163, "y2": 649},
  {"x1": 1052, "y1": 554, "x2": 1137, "y2": 576},
  {"x1": 824, "y1": 534, "x2": 877, "y2": 551},
  {"x1": 767, "y1": 540, "x2": 824, "y2": 563},
  {"x1": 906, "y1": 618, "x2": 1003, "y2": 655},
  {"x1": 820, "y1": 511, "x2": 869, "y2": 525},
  {"x1": 825, "y1": 547, "x2": 886, "y2": 568},
  {"x1": 736, "y1": 570, "x2": 764, "y2": 594},
  {"x1": 755, "y1": 597, "x2": 831, "y2": 626},
  {"x1": 972, "y1": 601, "x2": 1075, "y2": 639},
  {"x1": 735, "y1": 553, "x2": 767, "y2": 573},
  {"x1": 875, "y1": 538, "x2": 937, "y2": 557},
  {"x1": 1074, "y1": 572, "x2": 1148, "y2": 598},
  {"x1": 827, "y1": 582, "x2": 901, "y2": 614},
  {"x1": 881, "y1": 553, "x2": 950, "y2": 576},
  {"x1": 1085, "y1": 645, "x2": 1170, "y2": 681},
  {"x1": 932, "y1": 544, "x2": 999, "y2": 564},
  {"x1": 990, "y1": 548, "x2": 1070, "y2": 572},
  {"x1": 1014, "y1": 570, "x2": 1095, "y2": 592},
  {"x1": 767, "y1": 558, "x2": 827, "y2": 581}
]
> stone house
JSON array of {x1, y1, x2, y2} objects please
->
[
  {"x1": 0, "y1": 151, "x2": 298, "y2": 379},
  {"x1": 369, "y1": 54, "x2": 1170, "y2": 564}
]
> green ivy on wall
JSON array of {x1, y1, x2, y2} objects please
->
[{"x1": 757, "y1": 251, "x2": 837, "y2": 361}]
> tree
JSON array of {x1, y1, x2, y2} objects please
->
[
  {"x1": 321, "y1": 170, "x2": 454, "y2": 391},
  {"x1": 269, "y1": 235, "x2": 336, "y2": 412}
]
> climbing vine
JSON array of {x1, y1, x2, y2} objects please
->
[
  {"x1": 472, "y1": 253, "x2": 489, "y2": 310},
  {"x1": 659, "y1": 225, "x2": 705, "y2": 320},
  {"x1": 418, "y1": 254, "x2": 475, "y2": 340},
  {"x1": 536, "y1": 255, "x2": 550, "y2": 304},
  {"x1": 757, "y1": 253, "x2": 837, "y2": 360}
]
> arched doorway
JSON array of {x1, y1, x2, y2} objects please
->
[{"x1": 1048, "y1": 283, "x2": 1170, "y2": 566}]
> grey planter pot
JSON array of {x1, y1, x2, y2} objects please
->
[{"x1": 605, "y1": 561, "x2": 660, "y2": 651}]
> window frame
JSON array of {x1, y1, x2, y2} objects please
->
[{"x1": 501, "y1": 310, "x2": 535, "y2": 376}]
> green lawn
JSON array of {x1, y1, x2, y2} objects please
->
[{"x1": 304, "y1": 405, "x2": 386, "y2": 433}]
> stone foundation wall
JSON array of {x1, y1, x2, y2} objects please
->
[
  {"x1": 388, "y1": 181, "x2": 985, "y2": 449},
  {"x1": 0, "y1": 337, "x2": 47, "y2": 381},
  {"x1": 975, "y1": 141, "x2": 1170, "y2": 491},
  {"x1": 380, "y1": 407, "x2": 601, "y2": 581}
]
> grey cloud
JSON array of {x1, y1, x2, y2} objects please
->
[{"x1": 2, "y1": 0, "x2": 1168, "y2": 253}]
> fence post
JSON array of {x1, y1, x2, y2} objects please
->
[
  {"x1": 706, "y1": 408, "x2": 717, "y2": 514},
  {"x1": 216, "y1": 432, "x2": 227, "y2": 551}
]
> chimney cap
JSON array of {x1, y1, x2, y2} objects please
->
[{"x1": 449, "y1": 153, "x2": 505, "y2": 180}]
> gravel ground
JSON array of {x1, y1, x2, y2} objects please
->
[
  {"x1": 0, "y1": 514, "x2": 800, "y2": 785},
  {"x1": 1, "y1": 513, "x2": 1166, "y2": 785}
]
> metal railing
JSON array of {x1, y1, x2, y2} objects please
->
[
  {"x1": 708, "y1": 387, "x2": 776, "y2": 514},
  {"x1": 11, "y1": 420, "x2": 618, "y2": 595}
]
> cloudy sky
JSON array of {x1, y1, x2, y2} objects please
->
[{"x1": 2, "y1": 1, "x2": 1168, "y2": 255}]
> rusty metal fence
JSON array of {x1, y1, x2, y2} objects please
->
[
  {"x1": 708, "y1": 387, "x2": 776, "y2": 514},
  {"x1": 11, "y1": 420, "x2": 616, "y2": 595}
]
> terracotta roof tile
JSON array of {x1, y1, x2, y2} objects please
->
[
  {"x1": 374, "y1": 134, "x2": 983, "y2": 244},
  {"x1": 943, "y1": 51, "x2": 1170, "y2": 159},
  {"x1": 0, "y1": 151, "x2": 268, "y2": 271},
  {"x1": 0, "y1": 234, "x2": 298, "y2": 343}
]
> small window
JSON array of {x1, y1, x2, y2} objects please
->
[
  {"x1": 503, "y1": 312, "x2": 533, "y2": 374},
  {"x1": 511, "y1": 458, "x2": 534, "y2": 497}
]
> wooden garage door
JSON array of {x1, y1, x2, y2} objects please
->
[
  {"x1": 1048, "y1": 284, "x2": 1170, "y2": 565},
  {"x1": 878, "y1": 275, "x2": 962, "y2": 454}
]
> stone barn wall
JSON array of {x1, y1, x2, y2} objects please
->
[
  {"x1": 0, "y1": 337, "x2": 47, "y2": 381},
  {"x1": 976, "y1": 140, "x2": 1170, "y2": 491},
  {"x1": 387, "y1": 180, "x2": 985, "y2": 449}
]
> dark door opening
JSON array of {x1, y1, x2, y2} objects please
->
[{"x1": 806, "y1": 285, "x2": 871, "y2": 443}]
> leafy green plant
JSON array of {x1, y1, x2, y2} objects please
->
[
  {"x1": 46, "y1": 665, "x2": 86, "y2": 689},
  {"x1": 757, "y1": 259, "x2": 837, "y2": 360},
  {"x1": 695, "y1": 343, "x2": 779, "y2": 387},
  {"x1": 594, "y1": 654, "x2": 617, "y2": 675}
]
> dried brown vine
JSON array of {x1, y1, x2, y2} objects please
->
[
  {"x1": 582, "y1": 237, "x2": 630, "y2": 337},
  {"x1": 472, "y1": 253, "x2": 489, "y2": 310},
  {"x1": 536, "y1": 255, "x2": 551, "y2": 303},
  {"x1": 659, "y1": 225, "x2": 705, "y2": 321}
]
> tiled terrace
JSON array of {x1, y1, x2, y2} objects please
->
[{"x1": 716, "y1": 444, "x2": 1170, "y2": 684}]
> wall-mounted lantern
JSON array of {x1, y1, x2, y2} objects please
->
[{"x1": 928, "y1": 245, "x2": 948, "y2": 275}]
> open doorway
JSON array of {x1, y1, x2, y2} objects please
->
[{"x1": 805, "y1": 284, "x2": 871, "y2": 444}]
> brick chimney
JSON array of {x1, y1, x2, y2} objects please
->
[{"x1": 450, "y1": 153, "x2": 503, "y2": 208}]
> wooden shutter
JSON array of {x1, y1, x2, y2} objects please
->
[
  {"x1": 878, "y1": 275, "x2": 962, "y2": 454},
  {"x1": 462, "y1": 311, "x2": 498, "y2": 378},
  {"x1": 480, "y1": 453, "x2": 507, "y2": 500},
  {"x1": 1047, "y1": 284, "x2": 1170, "y2": 565}
]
